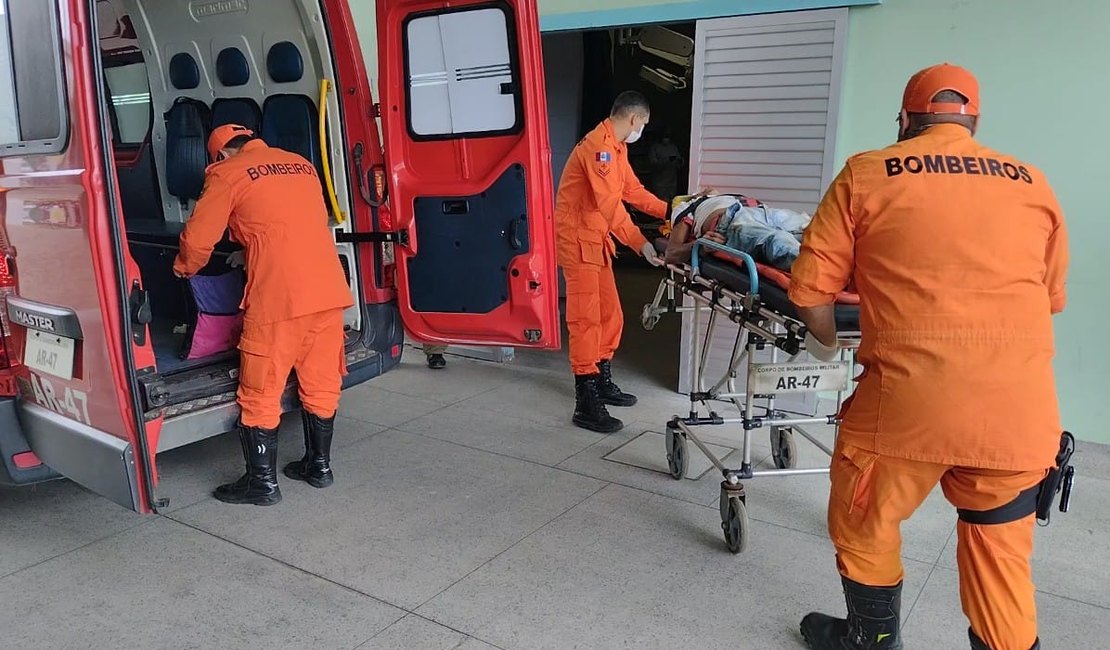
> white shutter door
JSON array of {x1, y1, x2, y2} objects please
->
[{"x1": 677, "y1": 9, "x2": 848, "y2": 407}]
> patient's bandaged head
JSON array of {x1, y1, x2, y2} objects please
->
[{"x1": 670, "y1": 194, "x2": 747, "y2": 234}]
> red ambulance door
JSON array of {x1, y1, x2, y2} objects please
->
[
  {"x1": 0, "y1": 0, "x2": 162, "y2": 511},
  {"x1": 377, "y1": 0, "x2": 560, "y2": 349}
]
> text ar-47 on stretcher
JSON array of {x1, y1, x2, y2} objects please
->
[{"x1": 748, "y1": 361, "x2": 851, "y2": 394}]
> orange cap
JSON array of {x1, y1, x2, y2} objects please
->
[
  {"x1": 207, "y1": 124, "x2": 255, "y2": 162},
  {"x1": 901, "y1": 63, "x2": 980, "y2": 116}
]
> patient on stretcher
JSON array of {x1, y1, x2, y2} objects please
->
[{"x1": 663, "y1": 191, "x2": 811, "y2": 271}]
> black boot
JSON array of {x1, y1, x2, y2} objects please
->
[
  {"x1": 596, "y1": 359, "x2": 637, "y2": 407},
  {"x1": 283, "y1": 411, "x2": 335, "y2": 488},
  {"x1": 427, "y1": 354, "x2": 446, "y2": 369},
  {"x1": 969, "y1": 629, "x2": 1040, "y2": 650},
  {"x1": 214, "y1": 426, "x2": 281, "y2": 506},
  {"x1": 573, "y1": 374, "x2": 624, "y2": 434},
  {"x1": 800, "y1": 578, "x2": 902, "y2": 649}
]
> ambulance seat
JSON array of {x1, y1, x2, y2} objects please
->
[
  {"x1": 164, "y1": 97, "x2": 210, "y2": 203},
  {"x1": 212, "y1": 47, "x2": 261, "y2": 132},
  {"x1": 164, "y1": 52, "x2": 210, "y2": 203},
  {"x1": 260, "y1": 41, "x2": 321, "y2": 173}
]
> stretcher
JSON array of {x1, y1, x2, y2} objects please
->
[{"x1": 642, "y1": 236, "x2": 862, "y2": 554}]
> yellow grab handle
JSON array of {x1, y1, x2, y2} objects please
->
[{"x1": 318, "y1": 79, "x2": 347, "y2": 224}]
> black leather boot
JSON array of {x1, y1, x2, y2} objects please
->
[
  {"x1": 283, "y1": 411, "x2": 335, "y2": 488},
  {"x1": 214, "y1": 426, "x2": 281, "y2": 506},
  {"x1": 596, "y1": 359, "x2": 637, "y2": 407},
  {"x1": 573, "y1": 374, "x2": 623, "y2": 434},
  {"x1": 969, "y1": 629, "x2": 1040, "y2": 650},
  {"x1": 800, "y1": 577, "x2": 903, "y2": 649},
  {"x1": 427, "y1": 353, "x2": 446, "y2": 369}
]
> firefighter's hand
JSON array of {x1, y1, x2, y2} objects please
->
[
  {"x1": 227, "y1": 250, "x2": 245, "y2": 268},
  {"x1": 641, "y1": 242, "x2": 664, "y2": 267}
]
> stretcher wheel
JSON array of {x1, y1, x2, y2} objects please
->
[
  {"x1": 770, "y1": 427, "x2": 798, "y2": 470},
  {"x1": 666, "y1": 427, "x2": 688, "y2": 480},
  {"x1": 721, "y1": 495, "x2": 749, "y2": 554},
  {"x1": 641, "y1": 304, "x2": 660, "y2": 331}
]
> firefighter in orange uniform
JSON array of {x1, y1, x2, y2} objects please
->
[
  {"x1": 554, "y1": 91, "x2": 669, "y2": 433},
  {"x1": 790, "y1": 64, "x2": 1068, "y2": 650},
  {"x1": 174, "y1": 124, "x2": 353, "y2": 506}
]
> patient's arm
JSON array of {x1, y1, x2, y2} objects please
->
[{"x1": 797, "y1": 304, "x2": 837, "y2": 346}]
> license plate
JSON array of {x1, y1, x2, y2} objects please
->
[
  {"x1": 748, "y1": 360, "x2": 850, "y2": 394},
  {"x1": 24, "y1": 330, "x2": 76, "y2": 381}
]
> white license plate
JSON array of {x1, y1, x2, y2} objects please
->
[
  {"x1": 748, "y1": 360, "x2": 850, "y2": 394},
  {"x1": 24, "y1": 330, "x2": 76, "y2": 381}
]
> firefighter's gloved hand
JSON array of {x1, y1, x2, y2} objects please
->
[
  {"x1": 227, "y1": 250, "x2": 245, "y2": 269},
  {"x1": 805, "y1": 332, "x2": 839, "y2": 362},
  {"x1": 641, "y1": 242, "x2": 664, "y2": 267}
]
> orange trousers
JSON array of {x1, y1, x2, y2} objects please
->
[
  {"x1": 828, "y1": 441, "x2": 1047, "y2": 650},
  {"x1": 563, "y1": 262, "x2": 623, "y2": 376},
  {"x1": 237, "y1": 309, "x2": 347, "y2": 429}
]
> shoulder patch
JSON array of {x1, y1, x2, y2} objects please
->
[{"x1": 596, "y1": 151, "x2": 611, "y2": 163}]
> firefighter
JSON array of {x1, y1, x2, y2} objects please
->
[
  {"x1": 554, "y1": 91, "x2": 668, "y2": 434},
  {"x1": 789, "y1": 64, "x2": 1068, "y2": 650},
  {"x1": 174, "y1": 124, "x2": 353, "y2": 506}
]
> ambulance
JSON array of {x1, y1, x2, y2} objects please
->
[{"x1": 0, "y1": 0, "x2": 557, "y2": 512}]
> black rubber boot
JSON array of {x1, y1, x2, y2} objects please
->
[
  {"x1": 214, "y1": 426, "x2": 281, "y2": 506},
  {"x1": 427, "y1": 354, "x2": 446, "y2": 369},
  {"x1": 572, "y1": 374, "x2": 624, "y2": 434},
  {"x1": 969, "y1": 629, "x2": 1040, "y2": 650},
  {"x1": 283, "y1": 411, "x2": 335, "y2": 488},
  {"x1": 596, "y1": 359, "x2": 637, "y2": 407},
  {"x1": 800, "y1": 578, "x2": 903, "y2": 649}
]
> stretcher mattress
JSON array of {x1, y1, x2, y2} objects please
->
[{"x1": 699, "y1": 255, "x2": 861, "y2": 332}]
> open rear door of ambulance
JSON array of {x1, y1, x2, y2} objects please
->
[
  {"x1": 0, "y1": 0, "x2": 162, "y2": 512},
  {"x1": 376, "y1": 0, "x2": 560, "y2": 349}
]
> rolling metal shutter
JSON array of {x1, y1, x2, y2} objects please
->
[{"x1": 677, "y1": 8, "x2": 849, "y2": 410}]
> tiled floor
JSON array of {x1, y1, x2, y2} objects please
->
[{"x1": 2, "y1": 267, "x2": 1108, "y2": 649}]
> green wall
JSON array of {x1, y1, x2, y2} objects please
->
[{"x1": 836, "y1": 0, "x2": 1109, "y2": 443}]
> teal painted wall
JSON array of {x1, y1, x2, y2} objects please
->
[
  {"x1": 538, "y1": 0, "x2": 878, "y2": 31},
  {"x1": 836, "y1": 0, "x2": 1109, "y2": 443}
]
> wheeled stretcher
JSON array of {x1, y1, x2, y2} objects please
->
[{"x1": 642, "y1": 237, "x2": 862, "y2": 553}]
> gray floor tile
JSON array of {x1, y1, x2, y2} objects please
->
[
  {"x1": 557, "y1": 422, "x2": 735, "y2": 507},
  {"x1": 154, "y1": 414, "x2": 385, "y2": 513},
  {"x1": 456, "y1": 638, "x2": 502, "y2": 650},
  {"x1": 1074, "y1": 439, "x2": 1110, "y2": 481},
  {"x1": 172, "y1": 431, "x2": 605, "y2": 610},
  {"x1": 603, "y1": 429, "x2": 734, "y2": 480},
  {"x1": 461, "y1": 372, "x2": 696, "y2": 433},
  {"x1": 396, "y1": 402, "x2": 605, "y2": 467},
  {"x1": 341, "y1": 384, "x2": 448, "y2": 427},
  {"x1": 357, "y1": 614, "x2": 466, "y2": 650},
  {"x1": 903, "y1": 566, "x2": 1110, "y2": 649},
  {"x1": 373, "y1": 354, "x2": 519, "y2": 405},
  {"x1": 0, "y1": 480, "x2": 141, "y2": 578},
  {"x1": 0, "y1": 517, "x2": 401, "y2": 650},
  {"x1": 419, "y1": 484, "x2": 932, "y2": 650},
  {"x1": 938, "y1": 474, "x2": 1110, "y2": 609}
]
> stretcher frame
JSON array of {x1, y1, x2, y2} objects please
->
[{"x1": 641, "y1": 239, "x2": 861, "y2": 554}]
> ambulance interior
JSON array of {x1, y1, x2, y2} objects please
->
[
  {"x1": 95, "y1": 1, "x2": 366, "y2": 412},
  {"x1": 539, "y1": 24, "x2": 695, "y2": 380},
  {"x1": 545, "y1": 23, "x2": 695, "y2": 236}
]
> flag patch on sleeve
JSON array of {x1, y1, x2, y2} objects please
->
[{"x1": 596, "y1": 151, "x2": 612, "y2": 163}]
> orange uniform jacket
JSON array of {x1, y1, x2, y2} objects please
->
[
  {"x1": 554, "y1": 119, "x2": 668, "y2": 265},
  {"x1": 790, "y1": 124, "x2": 1068, "y2": 471},
  {"x1": 173, "y1": 140, "x2": 353, "y2": 323}
]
